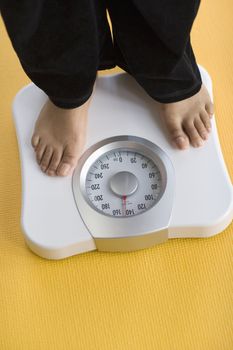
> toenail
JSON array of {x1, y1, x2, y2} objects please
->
[
  {"x1": 41, "y1": 166, "x2": 46, "y2": 171},
  {"x1": 201, "y1": 133, "x2": 208, "y2": 140},
  {"x1": 209, "y1": 111, "x2": 214, "y2": 118},
  {"x1": 195, "y1": 140, "x2": 204, "y2": 147},
  {"x1": 58, "y1": 164, "x2": 70, "y2": 175},
  {"x1": 175, "y1": 136, "x2": 187, "y2": 148},
  {"x1": 47, "y1": 170, "x2": 55, "y2": 176}
]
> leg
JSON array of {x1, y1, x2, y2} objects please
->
[
  {"x1": 107, "y1": 0, "x2": 214, "y2": 149},
  {"x1": 1, "y1": 0, "x2": 115, "y2": 176}
]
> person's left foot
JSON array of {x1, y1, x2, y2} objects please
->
[{"x1": 158, "y1": 84, "x2": 214, "y2": 150}]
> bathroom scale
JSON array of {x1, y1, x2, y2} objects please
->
[{"x1": 12, "y1": 65, "x2": 233, "y2": 260}]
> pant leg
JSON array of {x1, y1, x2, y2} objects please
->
[
  {"x1": 0, "y1": 0, "x2": 115, "y2": 108},
  {"x1": 107, "y1": 0, "x2": 202, "y2": 103}
]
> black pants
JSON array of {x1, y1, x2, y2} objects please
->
[{"x1": 0, "y1": 0, "x2": 202, "y2": 109}]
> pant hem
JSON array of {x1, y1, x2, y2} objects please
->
[
  {"x1": 151, "y1": 82, "x2": 202, "y2": 103},
  {"x1": 49, "y1": 89, "x2": 93, "y2": 109},
  {"x1": 98, "y1": 61, "x2": 116, "y2": 70}
]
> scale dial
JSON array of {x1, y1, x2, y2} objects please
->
[
  {"x1": 85, "y1": 149, "x2": 162, "y2": 217},
  {"x1": 72, "y1": 135, "x2": 175, "y2": 251}
]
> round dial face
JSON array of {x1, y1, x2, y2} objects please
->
[{"x1": 85, "y1": 148, "x2": 162, "y2": 217}]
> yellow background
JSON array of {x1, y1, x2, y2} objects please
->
[{"x1": 0, "y1": 1, "x2": 232, "y2": 349}]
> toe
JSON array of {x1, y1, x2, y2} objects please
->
[
  {"x1": 31, "y1": 134, "x2": 40, "y2": 148},
  {"x1": 172, "y1": 135, "x2": 189, "y2": 150},
  {"x1": 35, "y1": 142, "x2": 47, "y2": 165},
  {"x1": 200, "y1": 110, "x2": 212, "y2": 132},
  {"x1": 165, "y1": 118, "x2": 189, "y2": 150},
  {"x1": 40, "y1": 145, "x2": 54, "y2": 172},
  {"x1": 56, "y1": 145, "x2": 78, "y2": 176},
  {"x1": 46, "y1": 149, "x2": 62, "y2": 176},
  {"x1": 205, "y1": 101, "x2": 214, "y2": 118},
  {"x1": 183, "y1": 119, "x2": 204, "y2": 147},
  {"x1": 194, "y1": 117, "x2": 209, "y2": 140}
]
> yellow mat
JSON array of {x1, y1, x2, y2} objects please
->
[{"x1": 0, "y1": 1, "x2": 232, "y2": 349}]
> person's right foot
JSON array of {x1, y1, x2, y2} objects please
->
[{"x1": 31, "y1": 96, "x2": 91, "y2": 177}]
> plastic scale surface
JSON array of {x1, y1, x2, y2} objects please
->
[{"x1": 12, "y1": 66, "x2": 233, "y2": 259}]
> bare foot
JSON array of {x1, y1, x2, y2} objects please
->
[
  {"x1": 31, "y1": 96, "x2": 91, "y2": 176},
  {"x1": 158, "y1": 84, "x2": 214, "y2": 149}
]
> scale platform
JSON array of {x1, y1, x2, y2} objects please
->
[{"x1": 13, "y1": 65, "x2": 233, "y2": 260}]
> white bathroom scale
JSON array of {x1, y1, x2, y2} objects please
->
[{"x1": 12, "y1": 65, "x2": 233, "y2": 260}]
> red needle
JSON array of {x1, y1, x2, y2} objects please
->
[{"x1": 122, "y1": 195, "x2": 127, "y2": 216}]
